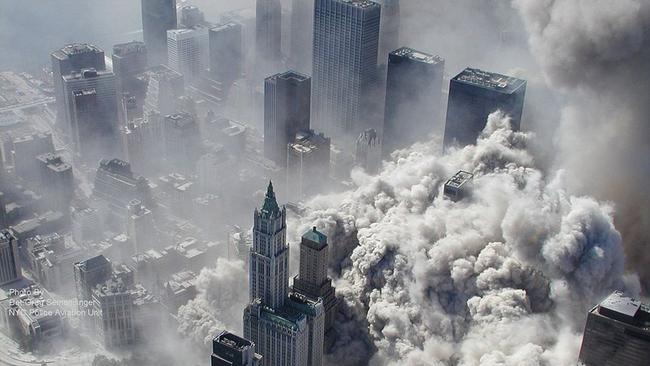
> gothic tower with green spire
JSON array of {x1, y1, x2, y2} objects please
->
[{"x1": 250, "y1": 181, "x2": 288, "y2": 308}]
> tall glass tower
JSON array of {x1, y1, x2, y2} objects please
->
[
  {"x1": 312, "y1": 0, "x2": 381, "y2": 140},
  {"x1": 141, "y1": 0, "x2": 177, "y2": 65}
]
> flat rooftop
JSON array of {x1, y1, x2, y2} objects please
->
[
  {"x1": 269, "y1": 70, "x2": 310, "y2": 83},
  {"x1": 454, "y1": 68, "x2": 526, "y2": 94},
  {"x1": 113, "y1": 41, "x2": 146, "y2": 56},
  {"x1": 215, "y1": 331, "x2": 253, "y2": 351},
  {"x1": 52, "y1": 43, "x2": 103, "y2": 60},
  {"x1": 210, "y1": 22, "x2": 240, "y2": 32},
  {"x1": 594, "y1": 291, "x2": 650, "y2": 330},
  {"x1": 391, "y1": 47, "x2": 443, "y2": 65},
  {"x1": 339, "y1": 0, "x2": 380, "y2": 9},
  {"x1": 445, "y1": 171, "x2": 474, "y2": 189}
]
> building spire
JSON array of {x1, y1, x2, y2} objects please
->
[{"x1": 261, "y1": 180, "x2": 280, "y2": 216}]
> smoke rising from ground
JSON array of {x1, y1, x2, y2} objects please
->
[
  {"x1": 512, "y1": 0, "x2": 650, "y2": 291},
  {"x1": 177, "y1": 258, "x2": 248, "y2": 347},
  {"x1": 286, "y1": 112, "x2": 638, "y2": 365}
]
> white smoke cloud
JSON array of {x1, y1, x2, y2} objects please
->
[
  {"x1": 286, "y1": 112, "x2": 637, "y2": 365},
  {"x1": 176, "y1": 257, "x2": 248, "y2": 346}
]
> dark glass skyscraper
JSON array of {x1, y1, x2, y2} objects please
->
[
  {"x1": 51, "y1": 44, "x2": 106, "y2": 131},
  {"x1": 443, "y1": 68, "x2": 526, "y2": 149},
  {"x1": 256, "y1": 0, "x2": 282, "y2": 63},
  {"x1": 312, "y1": 0, "x2": 381, "y2": 140},
  {"x1": 211, "y1": 331, "x2": 262, "y2": 366},
  {"x1": 578, "y1": 291, "x2": 650, "y2": 366},
  {"x1": 264, "y1": 71, "x2": 311, "y2": 166},
  {"x1": 209, "y1": 22, "x2": 243, "y2": 87},
  {"x1": 112, "y1": 41, "x2": 148, "y2": 95},
  {"x1": 141, "y1": 0, "x2": 177, "y2": 65},
  {"x1": 382, "y1": 47, "x2": 444, "y2": 155},
  {"x1": 289, "y1": 0, "x2": 314, "y2": 74},
  {"x1": 378, "y1": 0, "x2": 400, "y2": 65}
]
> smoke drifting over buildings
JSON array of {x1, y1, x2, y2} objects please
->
[{"x1": 0, "y1": 0, "x2": 648, "y2": 365}]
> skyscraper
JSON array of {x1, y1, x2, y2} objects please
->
[
  {"x1": 377, "y1": 0, "x2": 400, "y2": 65},
  {"x1": 289, "y1": 0, "x2": 314, "y2": 74},
  {"x1": 578, "y1": 291, "x2": 650, "y2": 365},
  {"x1": 167, "y1": 27, "x2": 210, "y2": 84},
  {"x1": 244, "y1": 182, "x2": 310, "y2": 366},
  {"x1": 51, "y1": 44, "x2": 106, "y2": 130},
  {"x1": 179, "y1": 5, "x2": 205, "y2": 28},
  {"x1": 141, "y1": 0, "x2": 177, "y2": 65},
  {"x1": 256, "y1": 0, "x2": 282, "y2": 63},
  {"x1": 209, "y1": 22, "x2": 243, "y2": 88},
  {"x1": 292, "y1": 227, "x2": 339, "y2": 344},
  {"x1": 0, "y1": 230, "x2": 20, "y2": 286},
  {"x1": 312, "y1": 0, "x2": 381, "y2": 139},
  {"x1": 73, "y1": 255, "x2": 112, "y2": 308},
  {"x1": 211, "y1": 331, "x2": 263, "y2": 366},
  {"x1": 443, "y1": 68, "x2": 527, "y2": 149},
  {"x1": 383, "y1": 47, "x2": 445, "y2": 155},
  {"x1": 139, "y1": 65, "x2": 185, "y2": 115},
  {"x1": 249, "y1": 182, "x2": 289, "y2": 309},
  {"x1": 264, "y1": 71, "x2": 311, "y2": 166},
  {"x1": 62, "y1": 69, "x2": 120, "y2": 159},
  {"x1": 112, "y1": 41, "x2": 148, "y2": 96}
]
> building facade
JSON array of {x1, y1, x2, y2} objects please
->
[
  {"x1": 141, "y1": 0, "x2": 177, "y2": 65},
  {"x1": 212, "y1": 331, "x2": 263, "y2": 366},
  {"x1": 443, "y1": 68, "x2": 526, "y2": 149},
  {"x1": 167, "y1": 27, "x2": 210, "y2": 84},
  {"x1": 62, "y1": 69, "x2": 120, "y2": 159},
  {"x1": 51, "y1": 44, "x2": 106, "y2": 130},
  {"x1": 578, "y1": 291, "x2": 650, "y2": 366},
  {"x1": 209, "y1": 22, "x2": 243, "y2": 88},
  {"x1": 383, "y1": 47, "x2": 444, "y2": 155},
  {"x1": 256, "y1": 0, "x2": 283, "y2": 65},
  {"x1": 264, "y1": 71, "x2": 311, "y2": 166},
  {"x1": 377, "y1": 0, "x2": 400, "y2": 65},
  {"x1": 292, "y1": 227, "x2": 339, "y2": 340},
  {"x1": 312, "y1": 0, "x2": 381, "y2": 139},
  {"x1": 0, "y1": 230, "x2": 20, "y2": 285}
]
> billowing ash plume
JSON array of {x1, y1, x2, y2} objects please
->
[
  {"x1": 177, "y1": 258, "x2": 248, "y2": 346},
  {"x1": 286, "y1": 112, "x2": 639, "y2": 365},
  {"x1": 511, "y1": 0, "x2": 650, "y2": 291}
]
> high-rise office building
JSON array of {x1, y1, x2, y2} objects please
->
[
  {"x1": 62, "y1": 69, "x2": 120, "y2": 159},
  {"x1": 51, "y1": 44, "x2": 106, "y2": 130},
  {"x1": 377, "y1": 0, "x2": 400, "y2": 65},
  {"x1": 249, "y1": 182, "x2": 289, "y2": 309},
  {"x1": 443, "y1": 68, "x2": 527, "y2": 149},
  {"x1": 179, "y1": 5, "x2": 205, "y2": 28},
  {"x1": 285, "y1": 293, "x2": 325, "y2": 366},
  {"x1": 256, "y1": 0, "x2": 282, "y2": 63},
  {"x1": 0, "y1": 230, "x2": 20, "y2": 286},
  {"x1": 127, "y1": 199, "x2": 156, "y2": 254},
  {"x1": 209, "y1": 22, "x2": 243, "y2": 87},
  {"x1": 578, "y1": 291, "x2": 650, "y2": 365},
  {"x1": 121, "y1": 111, "x2": 164, "y2": 174},
  {"x1": 112, "y1": 41, "x2": 148, "y2": 96},
  {"x1": 167, "y1": 27, "x2": 210, "y2": 84},
  {"x1": 264, "y1": 71, "x2": 311, "y2": 166},
  {"x1": 211, "y1": 331, "x2": 262, "y2": 366},
  {"x1": 12, "y1": 132, "x2": 54, "y2": 182},
  {"x1": 286, "y1": 130, "x2": 331, "y2": 200},
  {"x1": 244, "y1": 182, "x2": 310, "y2": 366},
  {"x1": 73, "y1": 255, "x2": 113, "y2": 307},
  {"x1": 139, "y1": 65, "x2": 185, "y2": 115},
  {"x1": 383, "y1": 47, "x2": 444, "y2": 155},
  {"x1": 312, "y1": 0, "x2": 381, "y2": 139},
  {"x1": 163, "y1": 113, "x2": 203, "y2": 174},
  {"x1": 36, "y1": 153, "x2": 74, "y2": 213},
  {"x1": 354, "y1": 128, "x2": 381, "y2": 174},
  {"x1": 92, "y1": 278, "x2": 136, "y2": 348},
  {"x1": 141, "y1": 0, "x2": 177, "y2": 65},
  {"x1": 289, "y1": 0, "x2": 314, "y2": 74},
  {"x1": 93, "y1": 159, "x2": 152, "y2": 215},
  {"x1": 243, "y1": 299, "x2": 309, "y2": 366},
  {"x1": 292, "y1": 227, "x2": 339, "y2": 342}
]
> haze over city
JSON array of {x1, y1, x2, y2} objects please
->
[{"x1": 0, "y1": 0, "x2": 648, "y2": 365}]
